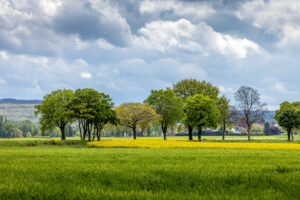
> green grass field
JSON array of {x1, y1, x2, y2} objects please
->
[{"x1": 0, "y1": 140, "x2": 299, "y2": 199}]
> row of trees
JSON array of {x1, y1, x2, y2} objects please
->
[
  {"x1": 35, "y1": 89, "x2": 118, "y2": 141},
  {"x1": 36, "y1": 79, "x2": 269, "y2": 141}
]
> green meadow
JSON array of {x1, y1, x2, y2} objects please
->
[{"x1": 0, "y1": 141, "x2": 299, "y2": 199}]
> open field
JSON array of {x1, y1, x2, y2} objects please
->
[{"x1": 0, "y1": 139, "x2": 300, "y2": 199}]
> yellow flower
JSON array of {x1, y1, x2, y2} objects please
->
[{"x1": 87, "y1": 138, "x2": 300, "y2": 150}]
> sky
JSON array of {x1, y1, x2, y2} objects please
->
[{"x1": 0, "y1": 0, "x2": 300, "y2": 109}]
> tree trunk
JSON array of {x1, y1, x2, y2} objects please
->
[
  {"x1": 292, "y1": 131, "x2": 294, "y2": 141},
  {"x1": 60, "y1": 125, "x2": 66, "y2": 140},
  {"x1": 133, "y1": 126, "x2": 137, "y2": 140},
  {"x1": 197, "y1": 126, "x2": 202, "y2": 141},
  {"x1": 93, "y1": 130, "x2": 96, "y2": 141},
  {"x1": 97, "y1": 129, "x2": 101, "y2": 141},
  {"x1": 287, "y1": 128, "x2": 291, "y2": 141},
  {"x1": 78, "y1": 122, "x2": 83, "y2": 141},
  {"x1": 87, "y1": 125, "x2": 91, "y2": 141},
  {"x1": 222, "y1": 124, "x2": 226, "y2": 141},
  {"x1": 188, "y1": 125, "x2": 193, "y2": 141},
  {"x1": 247, "y1": 129, "x2": 251, "y2": 141},
  {"x1": 162, "y1": 125, "x2": 167, "y2": 140}
]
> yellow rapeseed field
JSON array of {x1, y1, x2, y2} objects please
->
[{"x1": 88, "y1": 138, "x2": 300, "y2": 150}]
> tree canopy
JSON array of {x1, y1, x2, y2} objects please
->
[
  {"x1": 216, "y1": 96, "x2": 238, "y2": 140},
  {"x1": 274, "y1": 101, "x2": 300, "y2": 141},
  {"x1": 173, "y1": 79, "x2": 219, "y2": 101},
  {"x1": 234, "y1": 86, "x2": 266, "y2": 140},
  {"x1": 115, "y1": 102, "x2": 158, "y2": 139},
  {"x1": 145, "y1": 89, "x2": 183, "y2": 140},
  {"x1": 67, "y1": 88, "x2": 117, "y2": 141},
  {"x1": 173, "y1": 79, "x2": 219, "y2": 140},
  {"x1": 185, "y1": 94, "x2": 219, "y2": 141},
  {"x1": 35, "y1": 89, "x2": 74, "y2": 140}
]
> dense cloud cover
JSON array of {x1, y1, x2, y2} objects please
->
[{"x1": 0, "y1": 0, "x2": 300, "y2": 109}]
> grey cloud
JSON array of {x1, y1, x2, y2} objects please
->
[{"x1": 53, "y1": 0, "x2": 133, "y2": 47}]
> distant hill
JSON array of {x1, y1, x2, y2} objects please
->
[
  {"x1": 0, "y1": 99, "x2": 41, "y2": 122},
  {"x1": 0, "y1": 98, "x2": 41, "y2": 104},
  {"x1": 264, "y1": 111, "x2": 275, "y2": 123}
]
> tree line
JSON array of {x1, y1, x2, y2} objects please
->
[{"x1": 35, "y1": 79, "x2": 283, "y2": 141}]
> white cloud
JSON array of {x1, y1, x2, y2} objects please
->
[
  {"x1": 218, "y1": 85, "x2": 233, "y2": 93},
  {"x1": 236, "y1": 0, "x2": 300, "y2": 46},
  {"x1": 0, "y1": 51, "x2": 8, "y2": 60},
  {"x1": 80, "y1": 71, "x2": 92, "y2": 79},
  {"x1": 136, "y1": 19, "x2": 262, "y2": 58},
  {"x1": 139, "y1": 0, "x2": 214, "y2": 19}
]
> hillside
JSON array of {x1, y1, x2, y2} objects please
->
[
  {"x1": 0, "y1": 98, "x2": 41, "y2": 104},
  {"x1": 0, "y1": 104, "x2": 38, "y2": 122}
]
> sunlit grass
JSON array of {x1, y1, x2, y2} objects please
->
[{"x1": 0, "y1": 146, "x2": 299, "y2": 199}]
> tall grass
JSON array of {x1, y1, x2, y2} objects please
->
[{"x1": 0, "y1": 145, "x2": 299, "y2": 199}]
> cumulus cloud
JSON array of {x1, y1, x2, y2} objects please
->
[
  {"x1": 53, "y1": 0, "x2": 133, "y2": 46},
  {"x1": 80, "y1": 71, "x2": 92, "y2": 79},
  {"x1": 236, "y1": 0, "x2": 300, "y2": 46},
  {"x1": 136, "y1": 19, "x2": 262, "y2": 58},
  {"x1": 1, "y1": 0, "x2": 300, "y2": 108},
  {"x1": 140, "y1": 0, "x2": 215, "y2": 19}
]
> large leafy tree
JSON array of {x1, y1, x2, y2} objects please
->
[
  {"x1": 234, "y1": 86, "x2": 266, "y2": 140},
  {"x1": 216, "y1": 96, "x2": 238, "y2": 140},
  {"x1": 274, "y1": 101, "x2": 300, "y2": 141},
  {"x1": 173, "y1": 79, "x2": 219, "y2": 140},
  {"x1": 115, "y1": 102, "x2": 158, "y2": 139},
  {"x1": 92, "y1": 94, "x2": 118, "y2": 141},
  {"x1": 68, "y1": 88, "x2": 116, "y2": 141},
  {"x1": 185, "y1": 94, "x2": 219, "y2": 141},
  {"x1": 35, "y1": 89, "x2": 74, "y2": 140},
  {"x1": 145, "y1": 89, "x2": 183, "y2": 140}
]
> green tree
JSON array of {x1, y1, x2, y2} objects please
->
[
  {"x1": 68, "y1": 89, "x2": 104, "y2": 141},
  {"x1": 145, "y1": 89, "x2": 183, "y2": 140},
  {"x1": 32, "y1": 126, "x2": 41, "y2": 136},
  {"x1": 19, "y1": 120, "x2": 34, "y2": 137},
  {"x1": 92, "y1": 94, "x2": 118, "y2": 141},
  {"x1": 234, "y1": 86, "x2": 266, "y2": 140},
  {"x1": 185, "y1": 94, "x2": 219, "y2": 141},
  {"x1": 3, "y1": 121, "x2": 22, "y2": 138},
  {"x1": 274, "y1": 101, "x2": 300, "y2": 141},
  {"x1": 115, "y1": 102, "x2": 158, "y2": 139},
  {"x1": 216, "y1": 96, "x2": 237, "y2": 140},
  {"x1": 35, "y1": 89, "x2": 74, "y2": 140},
  {"x1": 173, "y1": 79, "x2": 219, "y2": 140}
]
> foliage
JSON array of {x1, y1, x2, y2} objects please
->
[
  {"x1": 115, "y1": 102, "x2": 158, "y2": 139},
  {"x1": 67, "y1": 88, "x2": 117, "y2": 141},
  {"x1": 274, "y1": 101, "x2": 300, "y2": 141},
  {"x1": 35, "y1": 89, "x2": 74, "y2": 140},
  {"x1": 235, "y1": 86, "x2": 266, "y2": 140},
  {"x1": 19, "y1": 120, "x2": 34, "y2": 137},
  {"x1": 216, "y1": 96, "x2": 238, "y2": 140},
  {"x1": 91, "y1": 93, "x2": 118, "y2": 141},
  {"x1": 145, "y1": 89, "x2": 183, "y2": 140},
  {"x1": 172, "y1": 79, "x2": 219, "y2": 101},
  {"x1": 185, "y1": 94, "x2": 219, "y2": 141},
  {"x1": 173, "y1": 79, "x2": 219, "y2": 140}
]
